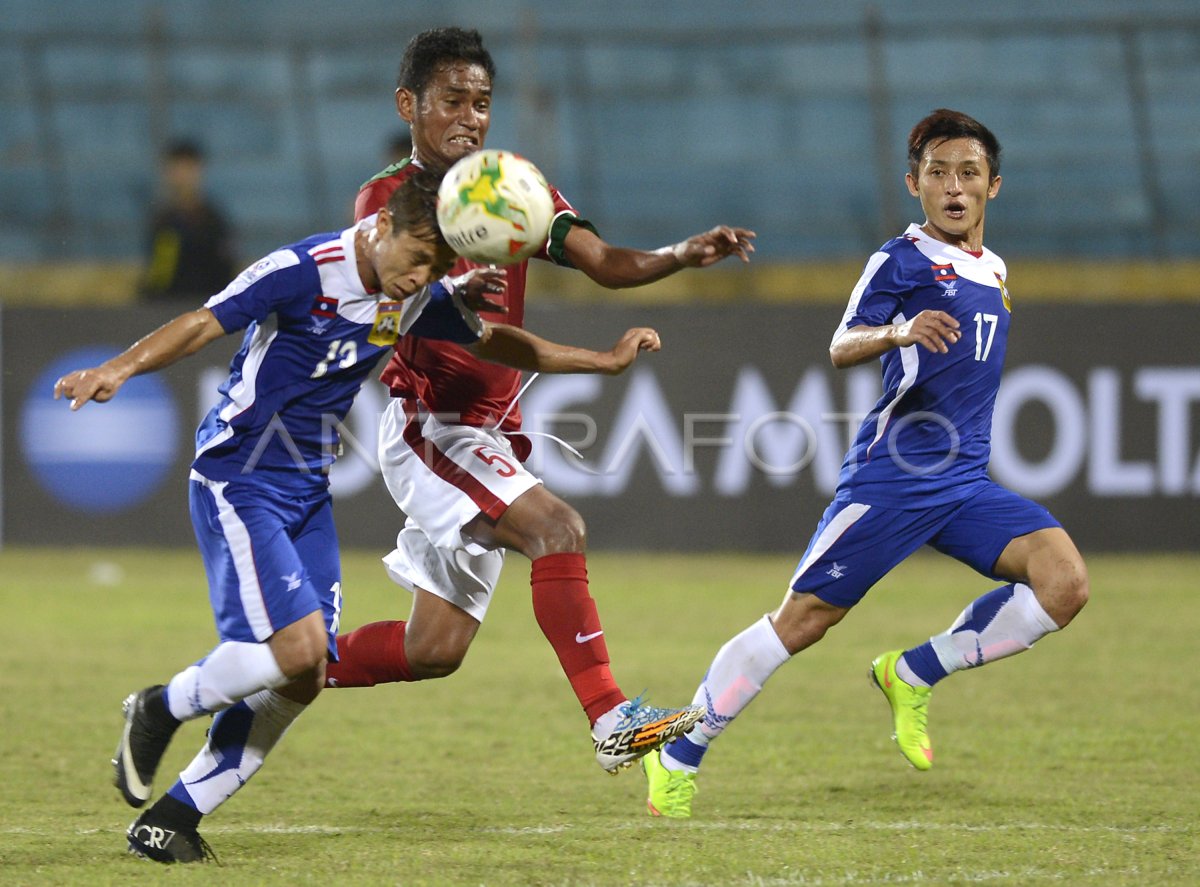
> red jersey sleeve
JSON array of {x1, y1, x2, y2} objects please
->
[{"x1": 354, "y1": 161, "x2": 417, "y2": 222}]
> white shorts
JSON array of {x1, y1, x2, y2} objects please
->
[{"x1": 377, "y1": 398, "x2": 541, "y2": 621}]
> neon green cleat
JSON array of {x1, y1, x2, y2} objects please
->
[
  {"x1": 870, "y1": 650, "x2": 933, "y2": 771},
  {"x1": 642, "y1": 749, "x2": 698, "y2": 818}
]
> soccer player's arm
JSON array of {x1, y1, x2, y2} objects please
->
[
  {"x1": 829, "y1": 255, "x2": 961, "y2": 369},
  {"x1": 53, "y1": 308, "x2": 227, "y2": 410},
  {"x1": 471, "y1": 324, "x2": 660, "y2": 375},
  {"x1": 560, "y1": 217, "x2": 755, "y2": 289},
  {"x1": 400, "y1": 278, "x2": 659, "y2": 373},
  {"x1": 54, "y1": 248, "x2": 310, "y2": 410}
]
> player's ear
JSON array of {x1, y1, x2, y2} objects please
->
[
  {"x1": 375, "y1": 207, "x2": 393, "y2": 238},
  {"x1": 396, "y1": 88, "x2": 416, "y2": 124},
  {"x1": 905, "y1": 172, "x2": 920, "y2": 197},
  {"x1": 987, "y1": 174, "x2": 1002, "y2": 199}
]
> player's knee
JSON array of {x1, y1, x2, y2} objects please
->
[
  {"x1": 771, "y1": 594, "x2": 848, "y2": 655},
  {"x1": 272, "y1": 619, "x2": 330, "y2": 679},
  {"x1": 1057, "y1": 556, "x2": 1089, "y2": 621},
  {"x1": 1038, "y1": 554, "x2": 1089, "y2": 628},
  {"x1": 526, "y1": 501, "x2": 587, "y2": 556},
  {"x1": 406, "y1": 642, "x2": 467, "y2": 680}
]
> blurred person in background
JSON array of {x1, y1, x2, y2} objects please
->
[{"x1": 139, "y1": 138, "x2": 237, "y2": 302}]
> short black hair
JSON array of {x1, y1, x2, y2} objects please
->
[
  {"x1": 907, "y1": 109, "x2": 1001, "y2": 179},
  {"x1": 163, "y1": 138, "x2": 205, "y2": 162},
  {"x1": 384, "y1": 167, "x2": 447, "y2": 246},
  {"x1": 396, "y1": 27, "x2": 496, "y2": 97}
]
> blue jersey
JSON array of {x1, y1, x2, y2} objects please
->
[
  {"x1": 833, "y1": 223, "x2": 1012, "y2": 508},
  {"x1": 194, "y1": 221, "x2": 481, "y2": 487}
]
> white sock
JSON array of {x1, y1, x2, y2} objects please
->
[
  {"x1": 925, "y1": 582, "x2": 1059, "y2": 680},
  {"x1": 164, "y1": 641, "x2": 288, "y2": 721},
  {"x1": 664, "y1": 615, "x2": 790, "y2": 770},
  {"x1": 175, "y1": 689, "x2": 307, "y2": 815}
]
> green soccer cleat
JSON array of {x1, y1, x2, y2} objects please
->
[
  {"x1": 643, "y1": 749, "x2": 698, "y2": 818},
  {"x1": 870, "y1": 650, "x2": 933, "y2": 771}
]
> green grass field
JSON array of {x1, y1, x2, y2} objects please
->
[{"x1": 2, "y1": 547, "x2": 1196, "y2": 885}]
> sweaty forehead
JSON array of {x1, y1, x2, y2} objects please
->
[
  {"x1": 427, "y1": 61, "x2": 492, "y2": 94},
  {"x1": 922, "y1": 137, "x2": 987, "y2": 165}
]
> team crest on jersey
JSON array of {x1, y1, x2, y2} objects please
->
[
  {"x1": 994, "y1": 272, "x2": 1012, "y2": 312},
  {"x1": 931, "y1": 263, "x2": 958, "y2": 297},
  {"x1": 367, "y1": 301, "x2": 405, "y2": 346}
]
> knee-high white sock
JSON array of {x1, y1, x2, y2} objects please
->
[
  {"x1": 662, "y1": 615, "x2": 791, "y2": 771},
  {"x1": 898, "y1": 582, "x2": 1060, "y2": 688},
  {"x1": 167, "y1": 688, "x2": 307, "y2": 815},
  {"x1": 164, "y1": 641, "x2": 288, "y2": 721}
]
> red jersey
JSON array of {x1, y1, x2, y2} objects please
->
[{"x1": 357, "y1": 159, "x2": 588, "y2": 438}]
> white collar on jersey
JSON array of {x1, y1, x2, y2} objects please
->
[{"x1": 902, "y1": 223, "x2": 1006, "y2": 287}]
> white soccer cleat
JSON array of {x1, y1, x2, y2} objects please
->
[{"x1": 591, "y1": 695, "x2": 704, "y2": 774}]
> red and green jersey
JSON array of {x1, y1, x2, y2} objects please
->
[{"x1": 357, "y1": 158, "x2": 593, "y2": 441}]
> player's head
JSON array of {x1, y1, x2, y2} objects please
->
[
  {"x1": 907, "y1": 109, "x2": 1001, "y2": 180},
  {"x1": 368, "y1": 168, "x2": 457, "y2": 299},
  {"x1": 394, "y1": 28, "x2": 495, "y2": 169},
  {"x1": 905, "y1": 109, "x2": 1002, "y2": 246}
]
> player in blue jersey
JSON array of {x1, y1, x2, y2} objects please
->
[
  {"x1": 54, "y1": 170, "x2": 669, "y2": 863},
  {"x1": 640, "y1": 109, "x2": 1090, "y2": 818}
]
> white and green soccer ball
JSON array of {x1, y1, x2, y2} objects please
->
[{"x1": 436, "y1": 149, "x2": 555, "y2": 265}]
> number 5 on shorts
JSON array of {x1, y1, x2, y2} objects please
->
[{"x1": 472, "y1": 445, "x2": 517, "y2": 477}]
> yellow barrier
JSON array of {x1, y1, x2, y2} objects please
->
[{"x1": 1, "y1": 259, "x2": 1196, "y2": 306}]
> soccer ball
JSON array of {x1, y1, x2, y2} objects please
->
[{"x1": 436, "y1": 149, "x2": 555, "y2": 265}]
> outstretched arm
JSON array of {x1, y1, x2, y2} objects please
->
[
  {"x1": 562, "y1": 223, "x2": 755, "y2": 289},
  {"x1": 472, "y1": 324, "x2": 661, "y2": 375},
  {"x1": 53, "y1": 308, "x2": 228, "y2": 409},
  {"x1": 829, "y1": 309, "x2": 961, "y2": 369}
]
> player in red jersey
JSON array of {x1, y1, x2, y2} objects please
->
[{"x1": 325, "y1": 27, "x2": 756, "y2": 772}]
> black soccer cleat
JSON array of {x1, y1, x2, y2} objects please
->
[
  {"x1": 126, "y1": 800, "x2": 216, "y2": 865},
  {"x1": 113, "y1": 685, "x2": 181, "y2": 808}
]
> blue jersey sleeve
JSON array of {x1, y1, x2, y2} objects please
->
[
  {"x1": 845, "y1": 248, "x2": 919, "y2": 329},
  {"x1": 204, "y1": 249, "x2": 315, "y2": 334},
  {"x1": 402, "y1": 281, "x2": 484, "y2": 345}
]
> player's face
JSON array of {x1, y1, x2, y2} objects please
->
[
  {"x1": 905, "y1": 137, "x2": 1001, "y2": 249},
  {"x1": 397, "y1": 62, "x2": 492, "y2": 169},
  {"x1": 367, "y1": 223, "x2": 457, "y2": 301}
]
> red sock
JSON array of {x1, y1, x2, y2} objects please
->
[
  {"x1": 324, "y1": 621, "x2": 413, "y2": 688},
  {"x1": 530, "y1": 553, "x2": 626, "y2": 724}
]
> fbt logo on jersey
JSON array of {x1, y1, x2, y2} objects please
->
[{"x1": 22, "y1": 348, "x2": 180, "y2": 512}]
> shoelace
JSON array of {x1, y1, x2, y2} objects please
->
[
  {"x1": 616, "y1": 693, "x2": 678, "y2": 728},
  {"x1": 192, "y1": 832, "x2": 220, "y2": 865},
  {"x1": 903, "y1": 691, "x2": 930, "y2": 732}
]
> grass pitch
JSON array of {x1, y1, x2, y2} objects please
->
[{"x1": 1, "y1": 547, "x2": 1196, "y2": 885}]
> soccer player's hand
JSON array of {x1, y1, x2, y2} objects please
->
[
  {"x1": 453, "y1": 267, "x2": 508, "y2": 314},
  {"x1": 604, "y1": 327, "x2": 661, "y2": 375},
  {"x1": 894, "y1": 310, "x2": 961, "y2": 354},
  {"x1": 53, "y1": 365, "x2": 124, "y2": 410},
  {"x1": 670, "y1": 226, "x2": 756, "y2": 267}
]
